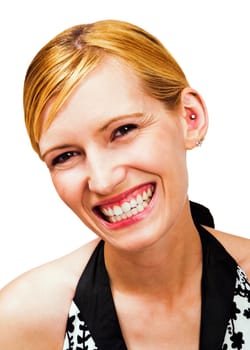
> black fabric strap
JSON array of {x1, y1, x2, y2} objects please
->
[
  {"x1": 199, "y1": 225, "x2": 237, "y2": 349},
  {"x1": 74, "y1": 240, "x2": 127, "y2": 349}
]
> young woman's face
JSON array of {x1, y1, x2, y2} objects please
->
[{"x1": 39, "y1": 57, "x2": 189, "y2": 251}]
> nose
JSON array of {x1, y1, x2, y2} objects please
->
[{"x1": 87, "y1": 151, "x2": 126, "y2": 195}]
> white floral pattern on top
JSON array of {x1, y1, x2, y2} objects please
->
[
  {"x1": 222, "y1": 266, "x2": 250, "y2": 349},
  {"x1": 63, "y1": 301, "x2": 98, "y2": 350}
]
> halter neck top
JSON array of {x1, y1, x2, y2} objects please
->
[{"x1": 63, "y1": 223, "x2": 250, "y2": 349}]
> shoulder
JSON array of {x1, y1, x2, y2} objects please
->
[
  {"x1": 205, "y1": 226, "x2": 250, "y2": 279},
  {"x1": 0, "y1": 238, "x2": 100, "y2": 350}
]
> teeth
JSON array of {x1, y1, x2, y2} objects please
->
[
  {"x1": 121, "y1": 202, "x2": 130, "y2": 213},
  {"x1": 99, "y1": 185, "x2": 154, "y2": 222},
  {"x1": 102, "y1": 208, "x2": 109, "y2": 216},
  {"x1": 113, "y1": 205, "x2": 123, "y2": 216},
  {"x1": 107, "y1": 208, "x2": 114, "y2": 216},
  {"x1": 127, "y1": 211, "x2": 132, "y2": 218},
  {"x1": 130, "y1": 199, "x2": 137, "y2": 208},
  {"x1": 136, "y1": 194, "x2": 143, "y2": 204},
  {"x1": 142, "y1": 191, "x2": 148, "y2": 200},
  {"x1": 147, "y1": 188, "x2": 152, "y2": 197},
  {"x1": 137, "y1": 204, "x2": 144, "y2": 212},
  {"x1": 131, "y1": 208, "x2": 138, "y2": 215}
]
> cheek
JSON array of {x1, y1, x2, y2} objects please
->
[
  {"x1": 51, "y1": 170, "x2": 84, "y2": 208},
  {"x1": 131, "y1": 129, "x2": 186, "y2": 175}
]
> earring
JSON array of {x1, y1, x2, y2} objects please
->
[
  {"x1": 196, "y1": 140, "x2": 202, "y2": 147},
  {"x1": 190, "y1": 114, "x2": 197, "y2": 120}
]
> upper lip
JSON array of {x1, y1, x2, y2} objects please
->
[{"x1": 93, "y1": 182, "x2": 155, "y2": 209}]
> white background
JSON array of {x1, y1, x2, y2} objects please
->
[{"x1": 1, "y1": 0, "x2": 250, "y2": 288}]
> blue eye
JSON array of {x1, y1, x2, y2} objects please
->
[
  {"x1": 52, "y1": 151, "x2": 79, "y2": 167},
  {"x1": 111, "y1": 124, "x2": 137, "y2": 141}
]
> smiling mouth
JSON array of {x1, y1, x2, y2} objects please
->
[{"x1": 94, "y1": 183, "x2": 155, "y2": 223}]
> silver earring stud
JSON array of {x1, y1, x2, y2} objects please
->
[
  {"x1": 190, "y1": 114, "x2": 196, "y2": 120},
  {"x1": 196, "y1": 140, "x2": 202, "y2": 147}
]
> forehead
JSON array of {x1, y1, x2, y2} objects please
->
[{"x1": 41, "y1": 56, "x2": 146, "y2": 129}]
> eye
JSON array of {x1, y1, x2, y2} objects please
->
[
  {"x1": 51, "y1": 151, "x2": 80, "y2": 167},
  {"x1": 111, "y1": 124, "x2": 138, "y2": 141}
]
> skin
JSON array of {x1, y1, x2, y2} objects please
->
[{"x1": 1, "y1": 56, "x2": 250, "y2": 350}]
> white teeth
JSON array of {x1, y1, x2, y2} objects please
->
[
  {"x1": 99, "y1": 185, "x2": 155, "y2": 223},
  {"x1": 131, "y1": 208, "x2": 138, "y2": 215},
  {"x1": 137, "y1": 204, "x2": 144, "y2": 212},
  {"x1": 121, "y1": 202, "x2": 130, "y2": 213},
  {"x1": 130, "y1": 199, "x2": 137, "y2": 208},
  {"x1": 113, "y1": 205, "x2": 123, "y2": 216},
  {"x1": 136, "y1": 194, "x2": 143, "y2": 204},
  {"x1": 107, "y1": 208, "x2": 114, "y2": 216},
  {"x1": 126, "y1": 211, "x2": 132, "y2": 218}
]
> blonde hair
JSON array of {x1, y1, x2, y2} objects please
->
[{"x1": 23, "y1": 19, "x2": 189, "y2": 154}]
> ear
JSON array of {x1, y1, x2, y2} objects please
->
[{"x1": 180, "y1": 87, "x2": 208, "y2": 150}]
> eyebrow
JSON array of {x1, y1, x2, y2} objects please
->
[
  {"x1": 99, "y1": 112, "x2": 144, "y2": 131},
  {"x1": 40, "y1": 144, "x2": 73, "y2": 160}
]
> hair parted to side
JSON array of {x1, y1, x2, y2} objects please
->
[{"x1": 23, "y1": 19, "x2": 189, "y2": 155}]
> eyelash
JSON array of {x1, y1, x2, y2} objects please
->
[
  {"x1": 110, "y1": 123, "x2": 138, "y2": 141},
  {"x1": 51, "y1": 151, "x2": 79, "y2": 167}
]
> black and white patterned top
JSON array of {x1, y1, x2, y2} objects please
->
[{"x1": 63, "y1": 222, "x2": 250, "y2": 349}]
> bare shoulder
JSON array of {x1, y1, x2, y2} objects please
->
[
  {"x1": 0, "y1": 238, "x2": 100, "y2": 350},
  {"x1": 206, "y1": 226, "x2": 250, "y2": 279}
]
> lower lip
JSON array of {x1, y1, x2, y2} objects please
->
[{"x1": 97, "y1": 186, "x2": 157, "y2": 230}]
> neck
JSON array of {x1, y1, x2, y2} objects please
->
[{"x1": 104, "y1": 203, "x2": 202, "y2": 299}]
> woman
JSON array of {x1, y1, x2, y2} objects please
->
[{"x1": 0, "y1": 19, "x2": 250, "y2": 350}]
